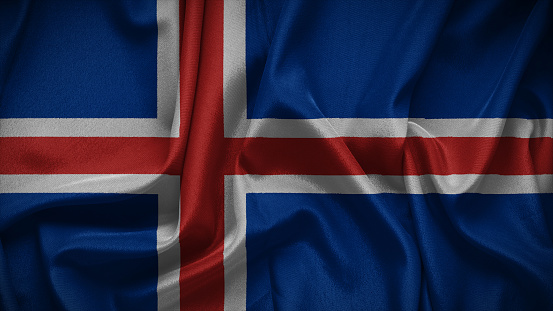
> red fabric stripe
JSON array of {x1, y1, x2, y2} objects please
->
[
  {"x1": 0, "y1": 137, "x2": 181, "y2": 175},
  {"x1": 178, "y1": 0, "x2": 225, "y2": 310},
  {"x1": 226, "y1": 137, "x2": 553, "y2": 176},
  {"x1": 1, "y1": 137, "x2": 551, "y2": 176}
]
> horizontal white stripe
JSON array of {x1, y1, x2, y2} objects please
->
[
  {"x1": 407, "y1": 118, "x2": 553, "y2": 138},
  {"x1": 0, "y1": 174, "x2": 181, "y2": 310},
  {"x1": 0, "y1": 118, "x2": 177, "y2": 137},
  {"x1": 225, "y1": 117, "x2": 553, "y2": 138},
  {"x1": 0, "y1": 174, "x2": 177, "y2": 194},
  {"x1": 233, "y1": 174, "x2": 553, "y2": 195},
  {"x1": 223, "y1": 173, "x2": 553, "y2": 310}
]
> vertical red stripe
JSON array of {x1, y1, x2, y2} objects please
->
[{"x1": 179, "y1": 0, "x2": 225, "y2": 310}]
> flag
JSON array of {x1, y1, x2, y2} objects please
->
[{"x1": 1, "y1": 0, "x2": 552, "y2": 310}]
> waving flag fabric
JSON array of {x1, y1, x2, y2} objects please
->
[{"x1": 1, "y1": 0, "x2": 552, "y2": 310}]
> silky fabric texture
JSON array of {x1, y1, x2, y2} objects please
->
[
  {"x1": 0, "y1": 193, "x2": 158, "y2": 311},
  {"x1": 245, "y1": 193, "x2": 553, "y2": 310},
  {"x1": 0, "y1": 0, "x2": 553, "y2": 311},
  {"x1": 0, "y1": 0, "x2": 158, "y2": 118},
  {"x1": 241, "y1": 0, "x2": 553, "y2": 310},
  {"x1": 246, "y1": 0, "x2": 553, "y2": 120},
  {"x1": 0, "y1": 1, "x2": 163, "y2": 310}
]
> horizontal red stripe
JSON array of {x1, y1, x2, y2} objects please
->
[
  {"x1": 2, "y1": 137, "x2": 550, "y2": 176},
  {"x1": 226, "y1": 137, "x2": 553, "y2": 176},
  {"x1": 0, "y1": 137, "x2": 183, "y2": 175}
]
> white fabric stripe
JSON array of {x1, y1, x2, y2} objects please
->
[
  {"x1": 0, "y1": 174, "x2": 181, "y2": 310},
  {"x1": 0, "y1": 118, "x2": 177, "y2": 137},
  {"x1": 156, "y1": 178, "x2": 181, "y2": 311},
  {"x1": 232, "y1": 174, "x2": 553, "y2": 195},
  {"x1": 0, "y1": 174, "x2": 177, "y2": 194},
  {"x1": 158, "y1": 0, "x2": 181, "y2": 139},
  {"x1": 223, "y1": 174, "x2": 553, "y2": 309},
  {"x1": 224, "y1": 175, "x2": 248, "y2": 311},
  {"x1": 170, "y1": 73, "x2": 181, "y2": 138},
  {"x1": 1, "y1": 1, "x2": 180, "y2": 138},
  {"x1": 407, "y1": 118, "x2": 553, "y2": 138},
  {"x1": 225, "y1": 117, "x2": 553, "y2": 138},
  {"x1": 157, "y1": 0, "x2": 181, "y2": 305},
  {"x1": 223, "y1": 0, "x2": 247, "y2": 309},
  {"x1": 223, "y1": 0, "x2": 248, "y2": 141}
]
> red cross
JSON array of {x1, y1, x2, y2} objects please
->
[{"x1": 1, "y1": 1, "x2": 551, "y2": 310}]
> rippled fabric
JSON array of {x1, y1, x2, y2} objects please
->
[
  {"x1": 0, "y1": 1, "x2": 164, "y2": 310},
  {"x1": 0, "y1": 0, "x2": 158, "y2": 118},
  {"x1": 245, "y1": 192, "x2": 553, "y2": 310},
  {"x1": 246, "y1": 0, "x2": 553, "y2": 119},
  {"x1": 1, "y1": 0, "x2": 553, "y2": 310},
  {"x1": 239, "y1": 0, "x2": 553, "y2": 310},
  {"x1": 0, "y1": 193, "x2": 158, "y2": 311}
]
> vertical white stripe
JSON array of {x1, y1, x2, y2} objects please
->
[
  {"x1": 158, "y1": 0, "x2": 181, "y2": 139},
  {"x1": 223, "y1": 0, "x2": 248, "y2": 139},
  {"x1": 224, "y1": 175, "x2": 248, "y2": 311},
  {"x1": 156, "y1": 176, "x2": 181, "y2": 311},
  {"x1": 223, "y1": 0, "x2": 249, "y2": 307},
  {"x1": 156, "y1": 1, "x2": 181, "y2": 308}
]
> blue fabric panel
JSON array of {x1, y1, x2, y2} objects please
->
[
  {"x1": 245, "y1": 193, "x2": 553, "y2": 310},
  {"x1": 0, "y1": 193, "x2": 158, "y2": 311},
  {"x1": 0, "y1": 0, "x2": 157, "y2": 118},
  {"x1": 246, "y1": 0, "x2": 553, "y2": 119}
]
